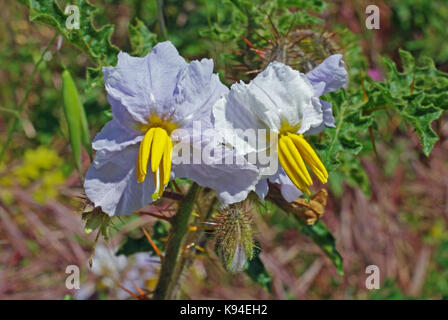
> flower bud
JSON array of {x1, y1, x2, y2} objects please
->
[{"x1": 215, "y1": 202, "x2": 255, "y2": 273}]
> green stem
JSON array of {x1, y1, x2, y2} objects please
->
[
  {"x1": 156, "y1": 0, "x2": 168, "y2": 40},
  {"x1": 153, "y1": 182, "x2": 201, "y2": 300},
  {"x1": 0, "y1": 107, "x2": 20, "y2": 117},
  {"x1": 0, "y1": 32, "x2": 57, "y2": 162},
  {"x1": 169, "y1": 195, "x2": 217, "y2": 298}
]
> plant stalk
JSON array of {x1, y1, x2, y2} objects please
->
[
  {"x1": 156, "y1": 0, "x2": 168, "y2": 40},
  {"x1": 153, "y1": 182, "x2": 201, "y2": 300},
  {"x1": 168, "y1": 195, "x2": 217, "y2": 298}
]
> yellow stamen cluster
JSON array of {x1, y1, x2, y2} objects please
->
[
  {"x1": 137, "y1": 127, "x2": 173, "y2": 200},
  {"x1": 278, "y1": 133, "x2": 328, "y2": 195}
]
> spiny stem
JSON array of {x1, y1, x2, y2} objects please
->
[
  {"x1": 0, "y1": 32, "x2": 57, "y2": 162},
  {"x1": 168, "y1": 195, "x2": 217, "y2": 298},
  {"x1": 153, "y1": 182, "x2": 201, "y2": 300},
  {"x1": 142, "y1": 227, "x2": 163, "y2": 258}
]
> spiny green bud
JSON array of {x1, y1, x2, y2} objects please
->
[
  {"x1": 215, "y1": 201, "x2": 255, "y2": 273},
  {"x1": 239, "y1": 28, "x2": 339, "y2": 79}
]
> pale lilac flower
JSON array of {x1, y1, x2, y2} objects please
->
[
  {"x1": 84, "y1": 41, "x2": 258, "y2": 216},
  {"x1": 215, "y1": 56, "x2": 347, "y2": 203},
  {"x1": 74, "y1": 245, "x2": 161, "y2": 300},
  {"x1": 305, "y1": 54, "x2": 348, "y2": 134},
  {"x1": 272, "y1": 54, "x2": 347, "y2": 201}
]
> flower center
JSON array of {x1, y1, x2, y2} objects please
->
[
  {"x1": 277, "y1": 132, "x2": 328, "y2": 195},
  {"x1": 136, "y1": 115, "x2": 177, "y2": 200}
]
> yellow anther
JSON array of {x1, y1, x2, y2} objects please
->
[
  {"x1": 283, "y1": 135, "x2": 313, "y2": 186},
  {"x1": 150, "y1": 128, "x2": 168, "y2": 173},
  {"x1": 277, "y1": 132, "x2": 328, "y2": 195},
  {"x1": 162, "y1": 137, "x2": 172, "y2": 185},
  {"x1": 137, "y1": 128, "x2": 155, "y2": 183},
  {"x1": 289, "y1": 134, "x2": 328, "y2": 183},
  {"x1": 136, "y1": 126, "x2": 174, "y2": 201},
  {"x1": 278, "y1": 136, "x2": 311, "y2": 195}
]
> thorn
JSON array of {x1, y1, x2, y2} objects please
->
[
  {"x1": 142, "y1": 227, "x2": 163, "y2": 259},
  {"x1": 130, "y1": 279, "x2": 145, "y2": 297},
  {"x1": 88, "y1": 229, "x2": 102, "y2": 268},
  {"x1": 172, "y1": 180, "x2": 182, "y2": 193},
  {"x1": 250, "y1": 28, "x2": 272, "y2": 44},
  {"x1": 318, "y1": 131, "x2": 323, "y2": 143},
  {"x1": 245, "y1": 69, "x2": 263, "y2": 75},
  {"x1": 137, "y1": 210, "x2": 172, "y2": 222},
  {"x1": 267, "y1": 15, "x2": 280, "y2": 39},
  {"x1": 242, "y1": 37, "x2": 266, "y2": 58},
  {"x1": 115, "y1": 282, "x2": 140, "y2": 299}
]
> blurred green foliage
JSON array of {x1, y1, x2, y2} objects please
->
[{"x1": 389, "y1": 0, "x2": 448, "y2": 64}]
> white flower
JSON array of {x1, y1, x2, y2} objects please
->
[
  {"x1": 84, "y1": 41, "x2": 259, "y2": 216},
  {"x1": 214, "y1": 61, "x2": 328, "y2": 201}
]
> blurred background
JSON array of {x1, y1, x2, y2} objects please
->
[{"x1": 1, "y1": 0, "x2": 448, "y2": 299}]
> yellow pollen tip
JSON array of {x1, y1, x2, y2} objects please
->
[
  {"x1": 278, "y1": 133, "x2": 328, "y2": 194},
  {"x1": 289, "y1": 134, "x2": 328, "y2": 183}
]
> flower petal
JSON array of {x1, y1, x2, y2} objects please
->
[
  {"x1": 306, "y1": 54, "x2": 348, "y2": 96},
  {"x1": 255, "y1": 179, "x2": 269, "y2": 200},
  {"x1": 280, "y1": 180, "x2": 303, "y2": 202},
  {"x1": 173, "y1": 58, "x2": 228, "y2": 129},
  {"x1": 173, "y1": 144, "x2": 259, "y2": 205},
  {"x1": 84, "y1": 145, "x2": 157, "y2": 216},
  {"x1": 297, "y1": 96, "x2": 323, "y2": 134},
  {"x1": 91, "y1": 119, "x2": 142, "y2": 152},
  {"x1": 214, "y1": 61, "x2": 323, "y2": 154},
  {"x1": 266, "y1": 167, "x2": 302, "y2": 202},
  {"x1": 251, "y1": 61, "x2": 318, "y2": 130},
  {"x1": 273, "y1": 169, "x2": 303, "y2": 202},
  {"x1": 103, "y1": 41, "x2": 187, "y2": 127},
  {"x1": 213, "y1": 94, "x2": 263, "y2": 156},
  {"x1": 306, "y1": 100, "x2": 335, "y2": 134}
]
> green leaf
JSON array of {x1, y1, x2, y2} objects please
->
[
  {"x1": 82, "y1": 207, "x2": 111, "y2": 240},
  {"x1": 129, "y1": 18, "x2": 158, "y2": 57},
  {"x1": 61, "y1": 69, "x2": 83, "y2": 173},
  {"x1": 116, "y1": 236, "x2": 152, "y2": 257},
  {"x1": 19, "y1": 0, "x2": 119, "y2": 66},
  {"x1": 85, "y1": 67, "x2": 103, "y2": 94},
  {"x1": 318, "y1": 50, "x2": 447, "y2": 196},
  {"x1": 320, "y1": 89, "x2": 373, "y2": 172},
  {"x1": 399, "y1": 93, "x2": 442, "y2": 156},
  {"x1": 77, "y1": 95, "x2": 91, "y2": 158},
  {"x1": 368, "y1": 49, "x2": 446, "y2": 155},
  {"x1": 116, "y1": 221, "x2": 169, "y2": 257},
  {"x1": 295, "y1": 219, "x2": 344, "y2": 275},
  {"x1": 18, "y1": 0, "x2": 121, "y2": 93},
  {"x1": 314, "y1": 89, "x2": 373, "y2": 195},
  {"x1": 244, "y1": 244, "x2": 272, "y2": 293},
  {"x1": 261, "y1": 199, "x2": 344, "y2": 276}
]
